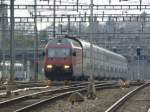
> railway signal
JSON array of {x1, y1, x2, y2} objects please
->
[{"x1": 137, "y1": 47, "x2": 141, "y2": 56}]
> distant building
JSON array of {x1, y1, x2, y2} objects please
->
[{"x1": 0, "y1": 4, "x2": 8, "y2": 48}]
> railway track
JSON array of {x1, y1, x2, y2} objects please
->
[
  {"x1": 0, "y1": 81, "x2": 97, "y2": 101},
  {"x1": 0, "y1": 81, "x2": 47, "y2": 90},
  {"x1": 0, "y1": 80, "x2": 95, "y2": 90},
  {"x1": 0, "y1": 81, "x2": 89, "y2": 94},
  {"x1": 0, "y1": 82, "x2": 116, "y2": 112},
  {"x1": 0, "y1": 80, "x2": 112, "y2": 96},
  {"x1": 105, "y1": 82, "x2": 150, "y2": 112}
]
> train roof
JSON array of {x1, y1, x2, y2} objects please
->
[
  {"x1": 47, "y1": 36, "x2": 126, "y2": 61},
  {"x1": 65, "y1": 36, "x2": 126, "y2": 61},
  {"x1": 79, "y1": 38, "x2": 126, "y2": 60},
  {"x1": 46, "y1": 37, "x2": 81, "y2": 48}
]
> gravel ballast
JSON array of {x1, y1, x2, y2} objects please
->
[{"x1": 32, "y1": 87, "x2": 137, "y2": 112}]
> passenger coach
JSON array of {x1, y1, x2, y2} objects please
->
[{"x1": 44, "y1": 36, "x2": 128, "y2": 81}]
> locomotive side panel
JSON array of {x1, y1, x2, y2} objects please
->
[
  {"x1": 82, "y1": 42, "x2": 91, "y2": 79},
  {"x1": 71, "y1": 47, "x2": 83, "y2": 79}
]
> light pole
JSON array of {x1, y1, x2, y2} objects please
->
[
  {"x1": 89, "y1": 0, "x2": 94, "y2": 81},
  {"x1": 67, "y1": 15, "x2": 70, "y2": 35},
  {"x1": 34, "y1": 0, "x2": 38, "y2": 81},
  {"x1": 10, "y1": 0, "x2": 15, "y2": 82},
  {"x1": 1, "y1": 2, "x2": 6, "y2": 81},
  {"x1": 5, "y1": 0, "x2": 15, "y2": 96},
  {"x1": 87, "y1": 0, "x2": 96, "y2": 99},
  {"x1": 53, "y1": 0, "x2": 56, "y2": 38}
]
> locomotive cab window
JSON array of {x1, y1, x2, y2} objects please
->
[{"x1": 48, "y1": 48, "x2": 71, "y2": 58}]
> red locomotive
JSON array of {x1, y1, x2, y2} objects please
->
[
  {"x1": 44, "y1": 36, "x2": 83, "y2": 80},
  {"x1": 44, "y1": 35, "x2": 128, "y2": 81}
]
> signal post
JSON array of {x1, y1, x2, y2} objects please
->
[
  {"x1": 87, "y1": 0, "x2": 96, "y2": 99},
  {"x1": 5, "y1": 0, "x2": 16, "y2": 96}
]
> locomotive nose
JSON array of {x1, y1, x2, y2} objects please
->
[{"x1": 46, "y1": 64, "x2": 71, "y2": 71}]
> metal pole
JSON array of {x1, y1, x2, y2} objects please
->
[
  {"x1": 53, "y1": 0, "x2": 56, "y2": 38},
  {"x1": 87, "y1": 0, "x2": 96, "y2": 99},
  {"x1": 60, "y1": 24, "x2": 62, "y2": 35},
  {"x1": 143, "y1": 49, "x2": 145, "y2": 80},
  {"x1": 1, "y1": 3, "x2": 6, "y2": 80},
  {"x1": 138, "y1": 55, "x2": 140, "y2": 80},
  {"x1": 109, "y1": 0, "x2": 111, "y2": 4},
  {"x1": 139, "y1": 0, "x2": 142, "y2": 11},
  {"x1": 90, "y1": 0, "x2": 94, "y2": 80},
  {"x1": 10, "y1": 0, "x2": 15, "y2": 82},
  {"x1": 34, "y1": 0, "x2": 38, "y2": 81},
  {"x1": 78, "y1": 21, "x2": 81, "y2": 36},
  {"x1": 67, "y1": 15, "x2": 70, "y2": 35}
]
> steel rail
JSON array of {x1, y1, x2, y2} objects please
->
[
  {"x1": 0, "y1": 81, "x2": 91, "y2": 97},
  {"x1": 15, "y1": 89, "x2": 85, "y2": 112},
  {"x1": 15, "y1": 81, "x2": 143, "y2": 112},
  {"x1": 0, "y1": 81, "x2": 47, "y2": 90},
  {"x1": 0, "y1": 82, "x2": 115, "y2": 112},
  {"x1": 0, "y1": 81, "x2": 108, "y2": 103},
  {"x1": 14, "y1": 82, "x2": 118, "y2": 112},
  {"x1": 0, "y1": 81, "x2": 91, "y2": 95},
  {"x1": 105, "y1": 82, "x2": 150, "y2": 112},
  {"x1": 0, "y1": 81, "x2": 89, "y2": 89},
  {"x1": 0, "y1": 84, "x2": 86, "y2": 107}
]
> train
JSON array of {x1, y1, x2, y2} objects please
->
[
  {"x1": 44, "y1": 36, "x2": 128, "y2": 81},
  {"x1": 0, "y1": 61, "x2": 26, "y2": 81}
]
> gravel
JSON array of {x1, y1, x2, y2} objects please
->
[
  {"x1": 32, "y1": 86, "x2": 137, "y2": 112},
  {"x1": 116, "y1": 85, "x2": 150, "y2": 112}
]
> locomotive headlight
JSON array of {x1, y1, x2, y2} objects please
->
[
  {"x1": 47, "y1": 64, "x2": 53, "y2": 69},
  {"x1": 64, "y1": 65, "x2": 70, "y2": 69}
]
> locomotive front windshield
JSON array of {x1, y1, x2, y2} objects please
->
[{"x1": 48, "y1": 48, "x2": 70, "y2": 58}]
